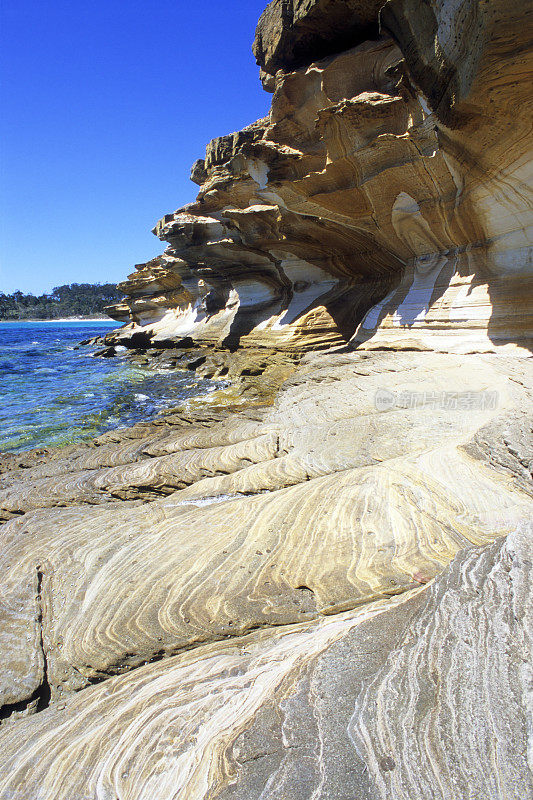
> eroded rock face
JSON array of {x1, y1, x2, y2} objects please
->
[
  {"x1": 253, "y1": 0, "x2": 384, "y2": 77},
  {"x1": 1, "y1": 1, "x2": 532, "y2": 798},
  {"x1": 107, "y1": 0, "x2": 532, "y2": 356},
  {"x1": 0, "y1": 526, "x2": 529, "y2": 799},
  {"x1": 0, "y1": 349, "x2": 531, "y2": 793}
]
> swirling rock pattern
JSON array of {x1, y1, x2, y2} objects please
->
[
  {"x1": 1, "y1": 0, "x2": 532, "y2": 797},
  {"x1": 105, "y1": 0, "x2": 532, "y2": 357},
  {"x1": 0, "y1": 531, "x2": 529, "y2": 799},
  {"x1": 0, "y1": 350, "x2": 531, "y2": 741},
  {"x1": 348, "y1": 529, "x2": 533, "y2": 800}
]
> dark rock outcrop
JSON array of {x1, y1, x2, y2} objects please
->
[{"x1": 253, "y1": 0, "x2": 384, "y2": 76}]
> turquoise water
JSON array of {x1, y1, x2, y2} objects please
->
[{"x1": 0, "y1": 321, "x2": 214, "y2": 453}]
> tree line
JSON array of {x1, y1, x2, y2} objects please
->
[{"x1": 0, "y1": 283, "x2": 123, "y2": 320}]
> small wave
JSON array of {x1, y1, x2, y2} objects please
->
[
  {"x1": 134, "y1": 393, "x2": 149, "y2": 401},
  {"x1": 33, "y1": 367, "x2": 57, "y2": 374}
]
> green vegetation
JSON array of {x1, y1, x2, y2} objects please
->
[{"x1": 0, "y1": 284, "x2": 122, "y2": 320}]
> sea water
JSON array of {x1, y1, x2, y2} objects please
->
[{"x1": 0, "y1": 320, "x2": 216, "y2": 453}]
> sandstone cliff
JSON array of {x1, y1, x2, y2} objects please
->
[
  {"x1": 107, "y1": 0, "x2": 532, "y2": 358},
  {"x1": 0, "y1": 1, "x2": 532, "y2": 798}
]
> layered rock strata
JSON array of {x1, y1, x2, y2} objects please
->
[
  {"x1": 1, "y1": 0, "x2": 532, "y2": 798},
  {"x1": 107, "y1": 0, "x2": 532, "y2": 356},
  {"x1": 0, "y1": 529, "x2": 530, "y2": 800},
  {"x1": 0, "y1": 348, "x2": 531, "y2": 797}
]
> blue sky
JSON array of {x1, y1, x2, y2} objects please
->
[{"x1": 0, "y1": 0, "x2": 270, "y2": 294}]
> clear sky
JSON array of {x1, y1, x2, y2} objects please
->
[{"x1": 0, "y1": 0, "x2": 270, "y2": 295}]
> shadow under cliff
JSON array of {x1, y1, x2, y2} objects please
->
[
  {"x1": 351, "y1": 254, "x2": 533, "y2": 354},
  {"x1": 220, "y1": 274, "x2": 401, "y2": 351}
]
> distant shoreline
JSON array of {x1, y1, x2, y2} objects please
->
[{"x1": 0, "y1": 317, "x2": 116, "y2": 323}]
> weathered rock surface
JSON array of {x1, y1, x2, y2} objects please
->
[
  {"x1": 253, "y1": 0, "x2": 384, "y2": 76},
  {"x1": 0, "y1": 348, "x2": 531, "y2": 795},
  {"x1": 0, "y1": 528, "x2": 529, "y2": 799},
  {"x1": 1, "y1": 0, "x2": 532, "y2": 797},
  {"x1": 107, "y1": 0, "x2": 532, "y2": 357}
]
